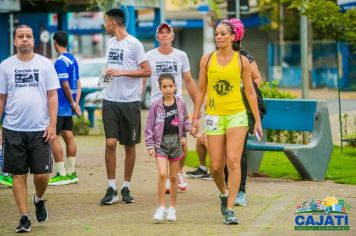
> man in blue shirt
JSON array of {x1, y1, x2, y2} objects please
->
[{"x1": 49, "y1": 31, "x2": 82, "y2": 186}]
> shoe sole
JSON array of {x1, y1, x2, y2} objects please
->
[
  {"x1": 100, "y1": 196, "x2": 120, "y2": 205},
  {"x1": 178, "y1": 185, "x2": 188, "y2": 191},
  {"x1": 234, "y1": 202, "x2": 246, "y2": 206},
  {"x1": 69, "y1": 179, "x2": 79, "y2": 184},
  {"x1": 122, "y1": 199, "x2": 135, "y2": 203},
  {"x1": 16, "y1": 226, "x2": 31, "y2": 233},
  {"x1": 0, "y1": 180, "x2": 13, "y2": 187},
  {"x1": 201, "y1": 177, "x2": 213, "y2": 180},
  {"x1": 153, "y1": 218, "x2": 165, "y2": 223},
  {"x1": 224, "y1": 220, "x2": 239, "y2": 225},
  {"x1": 33, "y1": 196, "x2": 48, "y2": 223},
  {"x1": 186, "y1": 174, "x2": 204, "y2": 178},
  {"x1": 48, "y1": 180, "x2": 71, "y2": 186},
  {"x1": 166, "y1": 218, "x2": 176, "y2": 223}
]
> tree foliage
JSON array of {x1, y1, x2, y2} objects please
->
[{"x1": 287, "y1": 0, "x2": 356, "y2": 49}]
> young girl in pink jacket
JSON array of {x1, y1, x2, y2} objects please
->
[{"x1": 144, "y1": 73, "x2": 191, "y2": 223}]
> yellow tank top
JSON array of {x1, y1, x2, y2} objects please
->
[{"x1": 206, "y1": 51, "x2": 246, "y2": 115}]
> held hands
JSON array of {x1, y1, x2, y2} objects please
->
[
  {"x1": 190, "y1": 118, "x2": 200, "y2": 137},
  {"x1": 148, "y1": 148, "x2": 156, "y2": 158},
  {"x1": 43, "y1": 124, "x2": 56, "y2": 143}
]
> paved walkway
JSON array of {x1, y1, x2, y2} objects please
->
[
  {"x1": 0, "y1": 135, "x2": 355, "y2": 235},
  {"x1": 1, "y1": 88, "x2": 355, "y2": 235}
]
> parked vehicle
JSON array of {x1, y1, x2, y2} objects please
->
[{"x1": 78, "y1": 58, "x2": 151, "y2": 109}]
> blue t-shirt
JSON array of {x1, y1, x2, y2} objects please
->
[{"x1": 54, "y1": 53, "x2": 79, "y2": 116}]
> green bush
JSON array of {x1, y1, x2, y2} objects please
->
[
  {"x1": 260, "y1": 81, "x2": 296, "y2": 99},
  {"x1": 260, "y1": 81, "x2": 304, "y2": 144},
  {"x1": 73, "y1": 116, "x2": 90, "y2": 135},
  {"x1": 341, "y1": 112, "x2": 356, "y2": 147}
]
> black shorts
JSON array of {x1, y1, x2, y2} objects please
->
[
  {"x1": 2, "y1": 128, "x2": 52, "y2": 175},
  {"x1": 56, "y1": 116, "x2": 73, "y2": 135},
  {"x1": 102, "y1": 100, "x2": 141, "y2": 146}
]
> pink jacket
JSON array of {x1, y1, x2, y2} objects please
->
[{"x1": 144, "y1": 96, "x2": 191, "y2": 150}]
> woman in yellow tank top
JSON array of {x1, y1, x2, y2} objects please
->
[{"x1": 192, "y1": 18, "x2": 263, "y2": 225}]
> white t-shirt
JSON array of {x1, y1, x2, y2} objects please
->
[
  {"x1": 0, "y1": 54, "x2": 60, "y2": 131},
  {"x1": 103, "y1": 35, "x2": 148, "y2": 102},
  {"x1": 146, "y1": 48, "x2": 190, "y2": 104}
]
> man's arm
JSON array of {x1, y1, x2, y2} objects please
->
[
  {"x1": 61, "y1": 80, "x2": 75, "y2": 106},
  {"x1": 250, "y1": 61, "x2": 263, "y2": 86},
  {"x1": 183, "y1": 71, "x2": 198, "y2": 102},
  {"x1": 142, "y1": 77, "x2": 148, "y2": 99},
  {"x1": 76, "y1": 80, "x2": 82, "y2": 104},
  {"x1": 105, "y1": 60, "x2": 151, "y2": 78},
  {"x1": 75, "y1": 80, "x2": 82, "y2": 115},
  {"x1": 61, "y1": 80, "x2": 81, "y2": 115},
  {"x1": 0, "y1": 94, "x2": 6, "y2": 144},
  {"x1": 43, "y1": 89, "x2": 58, "y2": 143}
]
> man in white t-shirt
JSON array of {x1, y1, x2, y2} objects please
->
[
  {"x1": 99, "y1": 8, "x2": 151, "y2": 205},
  {"x1": 145, "y1": 23, "x2": 198, "y2": 192},
  {"x1": 0, "y1": 25, "x2": 60, "y2": 233}
]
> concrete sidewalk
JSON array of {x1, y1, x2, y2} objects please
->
[{"x1": 0, "y1": 135, "x2": 355, "y2": 235}]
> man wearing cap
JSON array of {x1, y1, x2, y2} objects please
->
[
  {"x1": 100, "y1": 8, "x2": 151, "y2": 205},
  {"x1": 145, "y1": 23, "x2": 197, "y2": 192}
]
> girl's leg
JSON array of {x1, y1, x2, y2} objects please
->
[
  {"x1": 156, "y1": 156, "x2": 168, "y2": 207},
  {"x1": 207, "y1": 135, "x2": 226, "y2": 194},
  {"x1": 225, "y1": 127, "x2": 248, "y2": 209},
  {"x1": 178, "y1": 137, "x2": 188, "y2": 172},
  {"x1": 168, "y1": 159, "x2": 180, "y2": 207}
]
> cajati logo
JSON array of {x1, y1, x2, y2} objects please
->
[{"x1": 294, "y1": 196, "x2": 350, "y2": 231}]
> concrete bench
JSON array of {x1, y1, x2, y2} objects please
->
[
  {"x1": 84, "y1": 104, "x2": 100, "y2": 128},
  {"x1": 246, "y1": 98, "x2": 333, "y2": 180}
]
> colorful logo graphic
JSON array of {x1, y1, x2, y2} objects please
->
[{"x1": 295, "y1": 196, "x2": 351, "y2": 231}]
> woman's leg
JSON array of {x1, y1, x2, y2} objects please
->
[
  {"x1": 225, "y1": 127, "x2": 248, "y2": 209},
  {"x1": 207, "y1": 135, "x2": 226, "y2": 194},
  {"x1": 156, "y1": 157, "x2": 168, "y2": 207}
]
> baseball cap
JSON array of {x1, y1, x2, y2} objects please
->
[{"x1": 156, "y1": 23, "x2": 174, "y2": 35}]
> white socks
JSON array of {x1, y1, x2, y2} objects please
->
[
  {"x1": 54, "y1": 162, "x2": 66, "y2": 177},
  {"x1": 34, "y1": 195, "x2": 43, "y2": 203},
  {"x1": 199, "y1": 166, "x2": 208, "y2": 171},
  {"x1": 66, "y1": 156, "x2": 76, "y2": 175},
  {"x1": 122, "y1": 181, "x2": 130, "y2": 189},
  {"x1": 108, "y1": 179, "x2": 116, "y2": 191}
]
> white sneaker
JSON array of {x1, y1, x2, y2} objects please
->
[
  {"x1": 166, "y1": 207, "x2": 176, "y2": 222},
  {"x1": 165, "y1": 178, "x2": 170, "y2": 194},
  {"x1": 178, "y1": 172, "x2": 188, "y2": 191},
  {"x1": 153, "y1": 206, "x2": 166, "y2": 223}
]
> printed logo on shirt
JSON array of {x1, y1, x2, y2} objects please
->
[
  {"x1": 108, "y1": 48, "x2": 124, "y2": 65},
  {"x1": 14, "y1": 69, "x2": 39, "y2": 88},
  {"x1": 208, "y1": 97, "x2": 216, "y2": 110},
  {"x1": 213, "y1": 80, "x2": 233, "y2": 96},
  {"x1": 165, "y1": 108, "x2": 177, "y2": 118},
  {"x1": 155, "y1": 61, "x2": 178, "y2": 75}
]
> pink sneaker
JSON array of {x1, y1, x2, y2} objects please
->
[{"x1": 178, "y1": 172, "x2": 188, "y2": 191}]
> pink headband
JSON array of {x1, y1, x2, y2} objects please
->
[{"x1": 220, "y1": 18, "x2": 244, "y2": 41}]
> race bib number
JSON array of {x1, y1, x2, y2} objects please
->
[{"x1": 205, "y1": 115, "x2": 219, "y2": 131}]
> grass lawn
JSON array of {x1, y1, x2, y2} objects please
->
[{"x1": 185, "y1": 146, "x2": 356, "y2": 185}]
